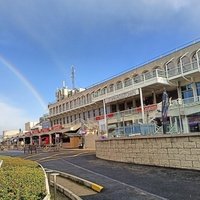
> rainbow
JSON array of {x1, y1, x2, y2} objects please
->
[{"x1": 0, "y1": 54, "x2": 47, "y2": 111}]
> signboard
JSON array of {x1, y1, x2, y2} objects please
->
[
  {"x1": 136, "y1": 104, "x2": 157, "y2": 113},
  {"x1": 95, "y1": 113, "x2": 114, "y2": 120},
  {"x1": 105, "y1": 89, "x2": 139, "y2": 103}
]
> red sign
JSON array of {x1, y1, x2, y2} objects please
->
[
  {"x1": 136, "y1": 104, "x2": 157, "y2": 113},
  {"x1": 31, "y1": 129, "x2": 40, "y2": 134},
  {"x1": 95, "y1": 113, "x2": 114, "y2": 120}
]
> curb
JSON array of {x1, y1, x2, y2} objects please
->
[
  {"x1": 38, "y1": 164, "x2": 51, "y2": 200},
  {"x1": 0, "y1": 160, "x2": 3, "y2": 168},
  {"x1": 45, "y1": 168, "x2": 103, "y2": 193},
  {"x1": 50, "y1": 181, "x2": 82, "y2": 200}
]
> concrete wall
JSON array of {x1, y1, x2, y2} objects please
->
[{"x1": 96, "y1": 133, "x2": 200, "y2": 171}]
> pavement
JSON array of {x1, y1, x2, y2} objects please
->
[{"x1": 1, "y1": 149, "x2": 200, "y2": 200}]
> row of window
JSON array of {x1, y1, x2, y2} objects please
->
[{"x1": 51, "y1": 108, "x2": 104, "y2": 125}]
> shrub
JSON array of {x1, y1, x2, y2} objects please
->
[{"x1": 0, "y1": 156, "x2": 46, "y2": 200}]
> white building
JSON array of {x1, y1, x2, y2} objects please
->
[
  {"x1": 25, "y1": 121, "x2": 38, "y2": 132},
  {"x1": 48, "y1": 41, "x2": 200, "y2": 139},
  {"x1": 2, "y1": 130, "x2": 20, "y2": 140}
]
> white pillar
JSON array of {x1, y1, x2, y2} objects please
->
[
  {"x1": 103, "y1": 99, "x2": 108, "y2": 136},
  {"x1": 182, "y1": 116, "x2": 189, "y2": 133},
  {"x1": 49, "y1": 134, "x2": 52, "y2": 144},
  {"x1": 192, "y1": 82, "x2": 198, "y2": 102},
  {"x1": 139, "y1": 88, "x2": 145, "y2": 123}
]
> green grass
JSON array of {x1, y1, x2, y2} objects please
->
[{"x1": 0, "y1": 156, "x2": 46, "y2": 200}]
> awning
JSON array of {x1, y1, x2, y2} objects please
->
[{"x1": 63, "y1": 127, "x2": 80, "y2": 134}]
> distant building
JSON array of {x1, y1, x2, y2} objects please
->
[
  {"x1": 25, "y1": 122, "x2": 38, "y2": 131},
  {"x1": 3, "y1": 130, "x2": 19, "y2": 140}
]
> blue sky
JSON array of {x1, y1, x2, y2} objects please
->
[{"x1": 0, "y1": 0, "x2": 200, "y2": 134}]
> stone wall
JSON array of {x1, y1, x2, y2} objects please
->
[{"x1": 96, "y1": 133, "x2": 200, "y2": 170}]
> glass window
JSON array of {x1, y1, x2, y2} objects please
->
[
  {"x1": 124, "y1": 78, "x2": 132, "y2": 87},
  {"x1": 108, "y1": 84, "x2": 114, "y2": 93},
  {"x1": 116, "y1": 81, "x2": 123, "y2": 90},
  {"x1": 181, "y1": 84, "x2": 193, "y2": 99},
  {"x1": 196, "y1": 82, "x2": 200, "y2": 96}
]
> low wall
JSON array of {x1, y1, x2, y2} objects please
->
[{"x1": 96, "y1": 133, "x2": 200, "y2": 171}]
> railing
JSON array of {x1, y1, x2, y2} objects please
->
[
  {"x1": 170, "y1": 96, "x2": 200, "y2": 108},
  {"x1": 167, "y1": 60, "x2": 200, "y2": 79},
  {"x1": 109, "y1": 124, "x2": 157, "y2": 137}
]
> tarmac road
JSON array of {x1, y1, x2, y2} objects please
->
[{"x1": 1, "y1": 149, "x2": 200, "y2": 200}]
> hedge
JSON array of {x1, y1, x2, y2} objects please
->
[{"x1": 0, "y1": 156, "x2": 46, "y2": 200}]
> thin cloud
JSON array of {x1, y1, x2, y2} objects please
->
[{"x1": 0, "y1": 100, "x2": 30, "y2": 134}]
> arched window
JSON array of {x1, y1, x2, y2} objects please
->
[
  {"x1": 108, "y1": 84, "x2": 114, "y2": 93},
  {"x1": 166, "y1": 61, "x2": 176, "y2": 77},
  {"x1": 101, "y1": 87, "x2": 107, "y2": 95},
  {"x1": 116, "y1": 81, "x2": 123, "y2": 90},
  {"x1": 133, "y1": 74, "x2": 143, "y2": 83},
  {"x1": 124, "y1": 78, "x2": 132, "y2": 87},
  {"x1": 180, "y1": 56, "x2": 190, "y2": 73},
  {"x1": 191, "y1": 52, "x2": 198, "y2": 69},
  {"x1": 87, "y1": 93, "x2": 91, "y2": 103},
  {"x1": 142, "y1": 70, "x2": 151, "y2": 80}
]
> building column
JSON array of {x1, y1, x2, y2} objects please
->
[
  {"x1": 192, "y1": 82, "x2": 198, "y2": 102},
  {"x1": 139, "y1": 88, "x2": 145, "y2": 123},
  {"x1": 103, "y1": 99, "x2": 108, "y2": 136},
  {"x1": 30, "y1": 137, "x2": 33, "y2": 145},
  {"x1": 49, "y1": 134, "x2": 52, "y2": 144},
  {"x1": 38, "y1": 135, "x2": 41, "y2": 147},
  {"x1": 182, "y1": 115, "x2": 189, "y2": 133}
]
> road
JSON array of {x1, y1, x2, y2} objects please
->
[{"x1": 1, "y1": 149, "x2": 200, "y2": 200}]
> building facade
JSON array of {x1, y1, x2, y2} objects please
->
[{"x1": 48, "y1": 41, "x2": 200, "y2": 138}]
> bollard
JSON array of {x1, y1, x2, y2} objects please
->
[{"x1": 51, "y1": 173, "x2": 59, "y2": 200}]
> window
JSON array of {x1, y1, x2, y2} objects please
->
[
  {"x1": 108, "y1": 84, "x2": 114, "y2": 93},
  {"x1": 101, "y1": 87, "x2": 107, "y2": 95},
  {"x1": 124, "y1": 78, "x2": 132, "y2": 87},
  {"x1": 116, "y1": 81, "x2": 123, "y2": 90},
  {"x1": 111, "y1": 104, "x2": 117, "y2": 112},
  {"x1": 181, "y1": 84, "x2": 193, "y2": 99},
  {"x1": 196, "y1": 82, "x2": 200, "y2": 96}
]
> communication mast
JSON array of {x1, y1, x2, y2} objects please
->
[{"x1": 71, "y1": 65, "x2": 75, "y2": 89}]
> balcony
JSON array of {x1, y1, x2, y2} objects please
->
[{"x1": 93, "y1": 69, "x2": 168, "y2": 103}]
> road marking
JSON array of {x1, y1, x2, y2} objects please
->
[
  {"x1": 60, "y1": 159, "x2": 168, "y2": 200},
  {"x1": 23, "y1": 152, "x2": 43, "y2": 159},
  {"x1": 35, "y1": 152, "x2": 92, "y2": 162}
]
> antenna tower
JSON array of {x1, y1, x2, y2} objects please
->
[{"x1": 71, "y1": 65, "x2": 75, "y2": 89}]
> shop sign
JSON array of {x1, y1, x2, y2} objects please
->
[
  {"x1": 96, "y1": 113, "x2": 114, "y2": 120},
  {"x1": 136, "y1": 104, "x2": 157, "y2": 112}
]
